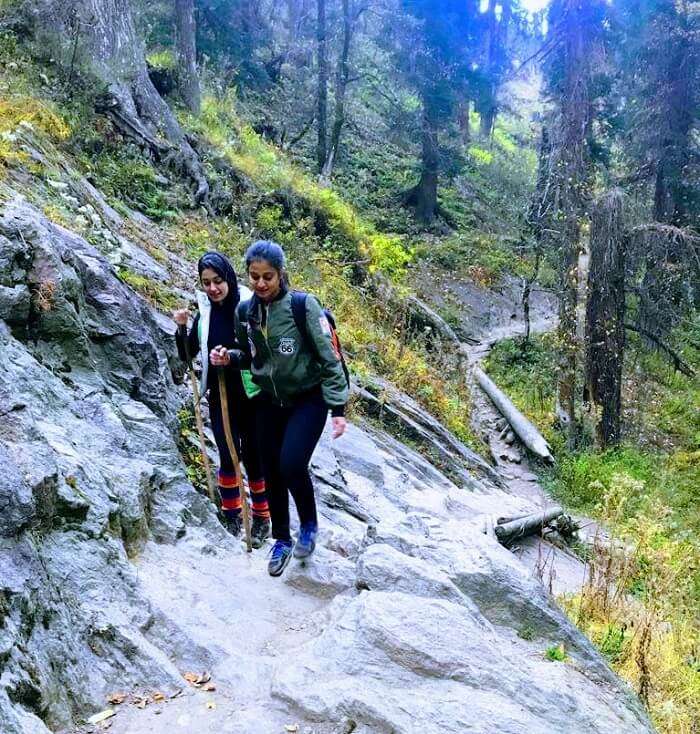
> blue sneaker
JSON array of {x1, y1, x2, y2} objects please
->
[
  {"x1": 268, "y1": 540, "x2": 294, "y2": 576},
  {"x1": 294, "y1": 522, "x2": 318, "y2": 559}
]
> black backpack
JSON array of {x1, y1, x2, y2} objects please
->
[{"x1": 290, "y1": 291, "x2": 351, "y2": 387}]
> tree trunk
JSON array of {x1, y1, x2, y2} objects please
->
[
  {"x1": 406, "y1": 100, "x2": 439, "y2": 224},
  {"x1": 175, "y1": 0, "x2": 200, "y2": 114},
  {"x1": 475, "y1": 367, "x2": 554, "y2": 463},
  {"x1": 479, "y1": 106, "x2": 497, "y2": 138},
  {"x1": 556, "y1": 218, "x2": 579, "y2": 444},
  {"x1": 476, "y1": 0, "x2": 511, "y2": 139},
  {"x1": 27, "y1": 0, "x2": 209, "y2": 206},
  {"x1": 522, "y1": 246, "x2": 541, "y2": 348},
  {"x1": 545, "y1": 0, "x2": 598, "y2": 447},
  {"x1": 321, "y1": 0, "x2": 352, "y2": 183},
  {"x1": 316, "y1": 0, "x2": 328, "y2": 173},
  {"x1": 457, "y1": 99, "x2": 470, "y2": 147},
  {"x1": 584, "y1": 190, "x2": 626, "y2": 448},
  {"x1": 651, "y1": 16, "x2": 695, "y2": 228}
]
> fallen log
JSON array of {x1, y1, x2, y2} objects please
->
[
  {"x1": 474, "y1": 366, "x2": 554, "y2": 464},
  {"x1": 494, "y1": 506, "x2": 564, "y2": 546}
]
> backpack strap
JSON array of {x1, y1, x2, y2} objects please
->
[
  {"x1": 290, "y1": 291, "x2": 308, "y2": 338},
  {"x1": 291, "y1": 291, "x2": 350, "y2": 387}
]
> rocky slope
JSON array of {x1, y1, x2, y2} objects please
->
[{"x1": 0, "y1": 192, "x2": 654, "y2": 733}]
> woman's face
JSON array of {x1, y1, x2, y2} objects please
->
[
  {"x1": 200, "y1": 267, "x2": 229, "y2": 303},
  {"x1": 248, "y1": 259, "x2": 282, "y2": 302}
]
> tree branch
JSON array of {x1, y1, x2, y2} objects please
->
[{"x1": 624, "y1": 323, "x2": 696, "y2": 377}]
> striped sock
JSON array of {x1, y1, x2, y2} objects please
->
[
  {"x1": 218, "y1": 470, "x2": 241, "y2": 520},
  {"x1": 249, "y1": 478, "x2": 270, "y2": 520}
]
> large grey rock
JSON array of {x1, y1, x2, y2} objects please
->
[
  {"x1": 0, "y1": 195, "x2": 181, "y2": 428},
  {"x1": 0, "y1": 198, "x2": 226, "y2": 732},
  {"x1": 414, "y1": 264, "x2": 557, "y2": 344},
  {"x1": 272, "y1": 591, "x2": 650, "y2": 734},
  {"x1": 352, "y1": 377, "x2": 501, "y2": 489},
  {"x1": 0, "y1": 188, "x2": 653, "y2": 734},
  {"x1": 0, "y1": 284, "x2": 30, "y2": 323},
  {"x1": 356, "y1": 542, "x2": 469, "y2": 608}
]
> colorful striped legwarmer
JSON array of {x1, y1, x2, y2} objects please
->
[
  {"x1": 249, "y1": 478, "x2": 270, "y2": 519},
  {"x1": 217, "y1": 470, "x2": 241, "y2": 520},
  {"x1": 217, "y1": 472, "x2": 270, "y2": 520}
]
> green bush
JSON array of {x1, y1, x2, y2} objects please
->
[{"x1": 86, "y1": 145, "x2": 177, "y2": 220}]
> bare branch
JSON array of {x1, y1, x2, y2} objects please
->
[{"x1": 624, "y1": 323, "x2": 696, "y2": 377}]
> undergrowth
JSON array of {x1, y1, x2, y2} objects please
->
[
  {"x1": 170, "y1": 93, "x2": 479, "y2": 448},
  {"x1": 485, "y1": 330, "x2": 700, "y2": 733}
]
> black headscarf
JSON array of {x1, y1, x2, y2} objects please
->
[
  {"x1": 197, "y1": 251, "x2": 240, "y2": 308},
  {"x1": 197, "y1": 251, "x2": 240, "y2": 351}
]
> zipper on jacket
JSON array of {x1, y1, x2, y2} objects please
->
[{"x1": 262, "y1": 302, "x2": 281, "y2": 402}]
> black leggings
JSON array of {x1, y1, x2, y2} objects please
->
[
  {"x1": 208, "y1": 373, "x2": 269, "y2": 519},
  {"x1": 209, "y1": 386, "x2": 263, "y2": 482},
  {"x1": 256, "y1": 390, "x2": 328, "y2": 542}
]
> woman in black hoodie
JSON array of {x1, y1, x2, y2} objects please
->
[{"x1": 174, "y1": 252, "x2": 271, "y2": 547}]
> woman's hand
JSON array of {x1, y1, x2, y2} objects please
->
[
  {"x1": 173, "y1": 308, "x2": 189, "y2": 327},
  {"x1": 210, "y1": 345, "x2": 231, "y2": 367},
  {"x1": 331, "y1": 416, "x2": 347, "y2": 439}
]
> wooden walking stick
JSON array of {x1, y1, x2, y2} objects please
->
[
  {"x1": 182, "y1": 331, "x2": 220, "y2": 507},
  {"x1": 217, "y1": 367, "x2": 253, "y2": 552}
]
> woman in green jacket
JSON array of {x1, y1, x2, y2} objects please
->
[{"x1": 211, "y1": 241, "x2": 348, "y2": 576}]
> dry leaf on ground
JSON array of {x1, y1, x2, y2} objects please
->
[
  {"x1": 87, "y1": 709, "x2": 116, "y2": 725},
  {"x1": 183, "y1": 671, "x2": 212, "y2": 687}
]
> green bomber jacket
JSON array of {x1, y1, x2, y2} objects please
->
[{"x1": 229, "y1": 290, "x2": 348, "y2": 415}]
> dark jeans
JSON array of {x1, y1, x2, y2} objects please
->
[{"x1": 256, "y1": 389, "x2": 328, "y2": 542}]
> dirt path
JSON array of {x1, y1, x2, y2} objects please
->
[{"x1": 462, "y1": 310, "x2": 590, "y2": 598}]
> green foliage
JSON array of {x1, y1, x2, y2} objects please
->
[
  {"x1": 490, "y1": 328, "x2": 698, "y2": 733},
  {"x1": 86, "y1": 145, "x2": 177, "y2": 220},
  {"x1": 188, "y1": 95, "x2": 414, "y2": 280},
  {"x1": 146, "y1": 49, "x2": 176, "y2": 70},
  {"x1": 0, "y1": 94, "x2": 70, "y2": 172},
  {"x1": 483, "y1": 334, "x2": 558, "y2": 426},
  {"x1": 117, "y1": 268, "x2": 179, "y2": 312},
  {"x1": 598, "y1": 623, "x2": 627, "y2": 664},
  {"x1": 468, "y1": 146, "x2": 494, "y2": 166},
  {"x1": 177, "y1": 406, "x2": 209, "y2": 493},
  {"x1": 547, "y1": 448, "x2": 655, "y2": 514},
  {"x1": 544, "y1": 644, "x2": 568, "y2": 662}
]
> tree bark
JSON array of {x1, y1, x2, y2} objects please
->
[
  {"x1": 406, "y1": 100, "x2": 439, "y2": 224},
  {"x1": 494, "y1": 506, "x2": 564, "y2": 546},
  {"x1": 650, "y1": 13, "x2": 695, "y2": 228},
  {"x1": 320, "y1": 0, "x2": 352, "y2": 182},
  {"x1": 457, "y1": 99, "x2": 471, "y2": 147},
  {"x1": 175, "y1": 0, "x2": 201, "y2": 114},
  {"x1": 27, "y1": 0, "x2": 209, "y2": 206},
  {"x1": 556, "y1": 216, "x2": 580, "y2": 444},
  {"x1": 476, "y1": 0, "x2": 512, "y2": 138},
  {"x1": 474, "y1": 367, "x2": 554, "y2": 463},
  {"x1": 544, "y1": 0, "x2": 599, "y2": 447},
  {"x1": 316, "y1": 0, "x2": 328, "y2": 173},
  {"x1": 584, "y1": 189, "x2": 626, "y2": 448}
]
